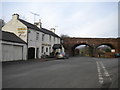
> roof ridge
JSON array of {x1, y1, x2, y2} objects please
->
[
  {"x1": 18, "y1": 19, "x2": 60, "y2": 38},
  {"x1": 18, "y1": 19, "x2": 40, "y2": 30},
  {"x1": 19, "y1": 19, "x2": 36, "y2": 27}
]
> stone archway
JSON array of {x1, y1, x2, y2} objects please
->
[
  {"x1": 95, "y1": 43, "x2": 116, "y2": 57},
  {"x1": 62, "y1": 37, "x2": 119, "y2": 58},
  {"x1": 95, "y1": 43, "x2": 115, "y2": 49},
  {"x1": 71, "y1": 43, "x2": 94, "y2": 56}
]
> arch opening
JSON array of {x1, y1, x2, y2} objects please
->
[
  {"x1": 72, "y1": 43, "x2": 93, "y2": 57},
  {"x1": 96, "y1": 43, "x2": 115, "y2": 49},
  {"x1": 95, "y1": 44, "x2": 115, "y2": 58}
]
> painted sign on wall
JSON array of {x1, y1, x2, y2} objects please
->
[
  {"x1": 17, "y1": 26, "x2": 27, "y2": 40},
  {"x1": 17, "y1": 26, "x2": 27, "y2": 34}
]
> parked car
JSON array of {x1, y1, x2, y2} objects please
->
[
  {"x1": 115, "y1": 53, "x2": 120, "y2": 58},
  {"x1": 56, "y1": 52, "x2": 69, "y2": 59}
]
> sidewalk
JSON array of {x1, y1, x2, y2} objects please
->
[
  {"x1": 2, "y1": 57, "x2": 57, "y2": 65},
  {"x1": 30, "y1": 57, "x2": 56, "y2": 62}
]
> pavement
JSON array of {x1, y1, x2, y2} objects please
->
[{"x1": 2, "y1": 56, "x2": 119, "y2": 88}]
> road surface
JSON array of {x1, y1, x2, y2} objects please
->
[{"x1": 2, "y1": 57, "x2": 118, "y2": 88}]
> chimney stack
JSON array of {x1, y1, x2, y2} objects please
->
[
  {"x1": 50, "y1": 28, "x2": 55, "y2": 33},
  {"x1": 34, "y1": 19, "x2": 42, "y2": 29},
  {"x1": 12, "y1": 13, "x2": 19, "y2": 20},
  {"x1": 39, "y1": 19, "x2": 42, "y2": 29}
]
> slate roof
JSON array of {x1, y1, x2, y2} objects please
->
[
  {"x1": 18, "y1": 19, "x2": 60, "y2": 38},
  {"x1": 0, "y1": 30, "x2": 26, "y2": 44},
  {"x1": 19, "y1": 19, "x2": 40, "y2": 31},
  {"x1": 41, "y1": 28, "x2": 60, "y2": 38}
]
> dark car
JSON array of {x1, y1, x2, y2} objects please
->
[
  {"x1": 115, "y1": 53, "x2": 120, "y2": 58},
  {"x1": 56, "y1": 52, "x2": 69, "y2": 59}
]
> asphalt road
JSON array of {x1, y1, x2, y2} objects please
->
[{"x1": 2, "y1": 57, "x2": 118, "y2": 88}]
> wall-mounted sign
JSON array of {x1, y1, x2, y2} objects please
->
[
  {"x1": 17, "y1": 26, "x2": 27, "y2": 34},
  {"x1": 18, "y1": 27, "x2": 26, "y2": 30},
  {"x1": 17, "y1": 26, "x2": 27, "y2": 39},
  {"x1": 42, "y1": 43, "x2": 51, "y2": 46},
  {"x1": 19, "y1": 34, "x2": 26, "y2": 37}
]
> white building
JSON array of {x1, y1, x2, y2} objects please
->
[
  {"x1": 2, "y1": 14, "x2": 64, "y2": 59},
  {"x1": 0, "y1": 31, "x2": 27, "y2": 61}
]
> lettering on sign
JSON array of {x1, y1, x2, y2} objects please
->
[
  {"x1": 17, "y1": 26, "x2": 27, "y2": 38},
  {"x1": 19, "y1": 34, "x2": 26, "y2": 37},
  {"x1": 42, "y1": 43, "x2": 51, "y2": 46},
  {"x1": 17, "y1": 26, "x2": 27, "y2": 34}
]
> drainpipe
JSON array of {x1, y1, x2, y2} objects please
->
[{"x1": 27, "y1": 28, "x2": 29, "y2": 60}]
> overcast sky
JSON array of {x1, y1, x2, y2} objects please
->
[{"x1": 1, "y1": 1, "x2": 118, "y2": 38}]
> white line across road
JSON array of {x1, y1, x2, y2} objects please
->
[{"x1": 96, "y1": 60, "x2": 112, "y2": 86}]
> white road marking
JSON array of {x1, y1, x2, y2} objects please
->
[
  {"x1": 96, "y1": 60, "x2": 112, "y2": 85},
  {"x1": 99, "y1": 61, "x2": 112, "y2": 80},
  {"x1": 96, "y1": 61, "x2": 104, "y2": 84}
]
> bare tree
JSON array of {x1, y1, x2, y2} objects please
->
[{"x1": 60, "y1": 34, "x2": 70, "y2": 38}]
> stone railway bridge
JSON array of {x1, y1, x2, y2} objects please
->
[{"x1": 62, "y1": 37, "x2": 120, "y2": 57}]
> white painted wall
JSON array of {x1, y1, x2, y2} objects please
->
[
  {"x1": 2, "y1": 15, "x2": 28, "y2": 42},
  {"x1": 28, "y1": 27, "x2": 61, "y2": 58},
  {"x1": 1, "y1": 41, "x2": 27, "y2": 61},
  {"x1": 28, "y1": 29, "x2": 42, "y2": 58}
]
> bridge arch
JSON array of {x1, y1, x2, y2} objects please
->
[
  {"x1": 62, "y1": 37, "x2": 119, "y2": 57},
  {"x1": 71, "y1": 43, "x2": 94, "y2": 56},
  {"x1": 95, "y1": 43, "x2": 115, "y2": 49},
  {"x1": 94, "y1": 43, "x2": 116, "y2": 57}
]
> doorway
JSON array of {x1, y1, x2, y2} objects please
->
[{"x1": 28, "y1": 47, "x2": 35, "y2": 59}]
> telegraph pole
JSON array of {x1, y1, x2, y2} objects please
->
[{"x1": 30, "y1": 12, "x2": 40, "y2": 23}]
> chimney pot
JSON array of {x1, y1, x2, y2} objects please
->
[
  {"x1": 34, "y1": 19, "x2": 42, "y2": 29},
  {"x1": 12, "y1": 13, "x2": 19, "y2": 19},
  {"x1": 50, "y1": 28, "x2": 55, "y2": 33}
]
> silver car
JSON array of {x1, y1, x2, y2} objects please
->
[{"x1": 56, "y1": 52, "x2": 69, "y2": 59}]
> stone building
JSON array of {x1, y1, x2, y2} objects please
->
[{"x1": 2, "y1": 14, "x2": 64, "y2": 59}]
